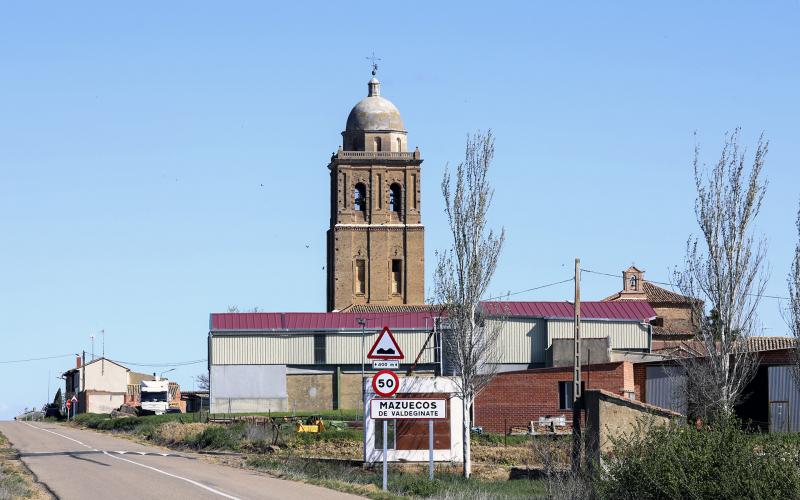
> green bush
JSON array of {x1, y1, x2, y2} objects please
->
[
  {"x1": 597, "y1": 419, "x2": 800, "y2": 499},
  {"x1": 190, "y1": 425, "x2": 243, "y2": 450}
]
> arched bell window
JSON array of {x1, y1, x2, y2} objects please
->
[
  {"x1": 396, "y1": 137, "x2": 402, "y2": 152},
  {"x1": 389, "y1": 183, "x2": 402, "y2": 215},
  {"x1": 354, "y1": 183, "x2": 367, "y2": 212},
  {"x1": 629, "y1": 275, "x2": 638, "y2": 291},
  {"x1": 374, "y1": 137, "x2": 382, "y2": 152}
]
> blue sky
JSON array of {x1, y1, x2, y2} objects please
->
[{"x1": 1, "y1": 1, "x2": 798, "y2": 419}]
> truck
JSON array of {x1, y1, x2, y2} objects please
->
[{"x1": 139, "y1": 378, "x2": 171, "y2": 415}]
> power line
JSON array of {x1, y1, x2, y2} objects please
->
[
  {"x1": 108, "y1": 358, "x2": 207, "y2": 368},
  {"x1": 581, "y1": 268, "x2": 790, "y2": 301},
  {"x1": 0, "y1": 354, "x2": 77, "y2": 364},
  {"x1": 483, "y1": 277, "x2": 574, "y2": 301}
]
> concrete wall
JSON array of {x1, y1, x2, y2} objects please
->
[
  {"x1": 210, "y1": 364, "x2": 288, "y2": 413},
  {"x1": 287, "y1": 373, "x2": 334, "y2": 412},
  {"x1": 549, "y1": 337, "x2": 611, "y2": 367},
  {"x1": 584, "y1": 389, "x2": 680, "y2": 466},
  {"x1": 83, "y1": 361, "x2": 129, "y2": 393},
  {"x1": 85, "y1": 392, "x2": 125, "y2": 414}
]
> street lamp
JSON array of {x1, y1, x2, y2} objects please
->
[{"x1": 160, "y1": 368, "x2": 176, "y2": 379}]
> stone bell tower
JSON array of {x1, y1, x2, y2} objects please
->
[{"x1": 326, "y1": 74, "x2": 424, "y2": 311}]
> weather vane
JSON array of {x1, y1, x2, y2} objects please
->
[{"x1": 366, "y1": 51, "x2": 381, "y2": 76}]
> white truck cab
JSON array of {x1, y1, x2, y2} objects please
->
[{"x1": 140, "y1": 378, "x2": 171, "y2": 415}]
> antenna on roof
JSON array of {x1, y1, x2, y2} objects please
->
[{"x1": 366, "y1": 51, "x2": 381, "y2": 76}]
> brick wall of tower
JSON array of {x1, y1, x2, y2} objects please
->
[{"x1": 327, "y1": 160, "x2": 424, "y2": 311}]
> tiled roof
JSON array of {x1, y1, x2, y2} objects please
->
[
  {"x1": 747, "y1": 336, "x2": 796, "y2": 352},
  {"x1": 480, "y1": 301, "x2": 656, "y2": 321},
  {"x1": 603, "y1": 281, "x2": 693, "y2": 305},
  {"x1": 339, "y1": 304, "x2": 442, "y2": 313}
]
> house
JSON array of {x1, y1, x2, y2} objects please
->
[{"x1": 63, "y1": 357, "x2": 183, "y2": 414}]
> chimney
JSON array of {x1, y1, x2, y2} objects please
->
[{"x1": 76, "y1": 356, "x2": 82, "y2": 368}]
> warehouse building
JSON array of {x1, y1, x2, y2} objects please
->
[{"x1": 208, "y1": 300, "x2": 660, "y2": 414}]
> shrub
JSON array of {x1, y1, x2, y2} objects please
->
[
  {"x1": 190, "y1": 425, "x2": 243, "y2": 451},
  {"x1": 597, "y1": 419, "x2": 800, "y2": 499}
]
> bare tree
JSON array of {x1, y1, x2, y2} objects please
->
[
  {"x1": 195, "y1": 373, "x2": 210, "y2": 391},
  {"x1": 787, "y1": 203, "x2": 800, "y2": 382},
  {"x1": 674, "y1": 128, "x2": 769, "y2": 421},
  {"x1": 434, "y1": 130, "x2": 505, "y2": 478}
]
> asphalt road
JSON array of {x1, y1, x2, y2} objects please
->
[{"x1": 0, "y1": 421, "x2": 363, "y2": 500}]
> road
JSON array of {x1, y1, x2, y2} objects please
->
[{"x1": 0, "y1": 421, "x2": 362, "y2": 500}]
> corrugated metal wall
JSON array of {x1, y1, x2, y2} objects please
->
[
  {"x1": 486, "y1": 318, "x2": 546, "y2": 364},
  {"x1": 548, "y1": 320, "x2": 649, "y2": 350},
  {"x1": 326, "y1": 331, "x2": 434, "y2": 364},
  {"x1": 211, "y1": 331, "x2": 434, "y2": 365},
  {"x1": 646, "y1": 365, "x2": 687, "y2": 414},
  {"x1": 211, "y1": 335, "x2": 315, "y2": 364},
  {"x1": 768, "y1": 366, "x2": 800, "y2": 433}
]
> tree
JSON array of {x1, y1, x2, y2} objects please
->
[
  {"x1": 195, "y1": 373, "x2": 210, "y2": 391},
  {"x1": 787, "y1": 203, "x2": 800, "y2": 382},
  {"x1": 433, "y1": 130, "x2": 505, "y2": 478},
  {"x1": 674, "y1": 128, "x2": 769, "y2": 421}
]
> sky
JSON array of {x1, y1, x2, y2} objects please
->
[{"x1": 1, "y1": 1, "x2": 799, "y2": 420}]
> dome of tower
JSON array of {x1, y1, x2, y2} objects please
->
[{"x1": 345, "y1": 78, "x2": 405, "y2": 132}]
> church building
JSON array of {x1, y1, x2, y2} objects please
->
[{"x1": 327, "y1": 75, "x2": 425, "y2": 311}]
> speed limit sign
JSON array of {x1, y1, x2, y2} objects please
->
[{"x1": 372, "y1": 369, "x2": 400, "y2": 398}]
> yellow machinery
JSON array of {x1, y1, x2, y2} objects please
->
[{"x1": 296, "y1": 415, "x2": 325, "y2": 433}]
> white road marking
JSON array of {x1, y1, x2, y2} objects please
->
[{"x1": 22, "y1": 422, "x2": 242, "y2": 500}]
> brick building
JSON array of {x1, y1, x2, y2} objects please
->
[
  {"x1": 603, "y1": 266, "x2": 698, "y2": 341},
  {"x1": 475, "y1": 361, "x2": 639, "y2": 434}
]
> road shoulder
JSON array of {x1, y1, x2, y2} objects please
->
[{"x1": 0, "y1": 426, "x2": 55, "y2": 499}]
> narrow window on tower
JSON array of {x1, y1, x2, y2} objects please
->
[
  {"x1": 355, "y1": 259, "x2": 366, "y2": 295},
  {"x1": 391, "y1": 259, "x2": 402, "y2": 294},
  {"x1": 374, "y1": 137, "x2": 382, "y2": 152},
  {"x1": 389, "y1": 183, "x2": 402, "y2": 215},
  {"x1": 396, "y1": 137, "x2": 402, "y2": 152},
  {"x1": 354, "y1": 183, "x2": 366, "y2": 212}
]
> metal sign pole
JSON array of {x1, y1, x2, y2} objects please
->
[
  {"x1": 429, "y1": 419, "x2": 434, "y2": 480},
  {"x1": 382, "y1": 419, "x2": 388, "y2": 491}
]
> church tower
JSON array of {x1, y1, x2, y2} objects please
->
[{"x1": 326, "y1": 74, "x2": 424, "y2": 311}]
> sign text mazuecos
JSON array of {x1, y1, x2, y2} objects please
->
[{"x1": 370, "y1": 399, "x2": 447, "y2": 419}]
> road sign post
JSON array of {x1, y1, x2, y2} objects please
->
[
  {"x1": 429, "y1": 419, "x2": 434, "y2": 480},
  {"x1": 382, "y1": 419, "x2": 388, "y2": 491}
]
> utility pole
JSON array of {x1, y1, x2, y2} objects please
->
[
  {"x1": 572, "y1": 257, "x2": 582, "y2": 474},
  {"x1": 81, "y1": 350, "x2": 86, "y2": 415}
]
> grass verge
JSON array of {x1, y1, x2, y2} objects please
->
[{"x1": 0, "y1": 430, "x2": 50, "y2": 499}]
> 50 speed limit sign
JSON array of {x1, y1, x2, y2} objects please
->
[{"x1": 372, "y1": 369, "x2": 400, "y2": 398}]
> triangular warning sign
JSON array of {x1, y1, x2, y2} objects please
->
[{"x1": 367, "y1": 326, "x2": 405, "y2": 360}]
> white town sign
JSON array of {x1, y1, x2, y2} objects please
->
[{"x1": 369, "y1": 398, "x2": 447, "y2": 420}]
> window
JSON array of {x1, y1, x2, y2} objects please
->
[
  {"x1": 374, "y1": 137, "x2": 382, "y2": 152},
  {"x1": 558, "y1": 381, "x2": 585, "y2": 410},
  {"x1": 391, "y1": 259, "x2": 402, "y2": 294},
  {"x1": 396, "y1": 137, "x2": 401, "y2": 152},
  {"x1": 389, "y1": 183, "x2": 402, "y2": 215},
  {"x1": 629, "y1": 275, "x2": 638, "y2": 290},
  {"x1": 354, "y1": 183, "x2": 366, "y2": 212},
  {"x1": 314, "y1": 334, "x2": 326, "y2": 365},
  {"x1": 355, "y1": 259, "x2": 366, "y2": 295}
]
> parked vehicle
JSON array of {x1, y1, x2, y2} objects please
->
[{"x1": 139, "y1": 378, "x2": 171, "y2": 415}]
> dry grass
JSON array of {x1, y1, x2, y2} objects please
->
[
  {"x1": 154, "y1": 422, "x2": 209, "y2": 445},
  {"x1": 0, "y1": 431, "x2": 52, "y2": 500}
]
